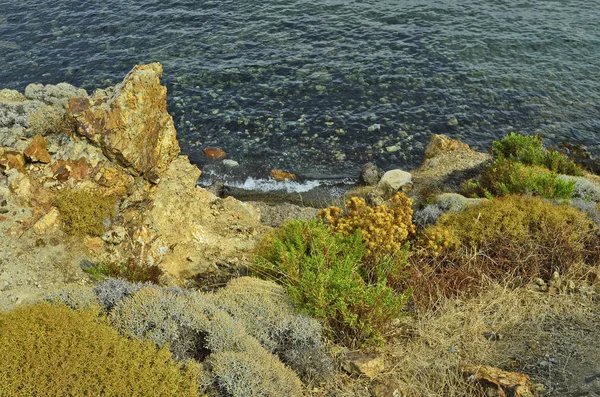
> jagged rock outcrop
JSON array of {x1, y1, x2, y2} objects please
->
[
  {"x1": 145, "y1": 156, "x2": 265, "y2": 279},
  {"x1": 0, "y1": 63, "x2": 268, "y2": 310},
  {"x1": 68, "y1": 63, "x2": 179, "y2": 182}
]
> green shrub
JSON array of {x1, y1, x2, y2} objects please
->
[
  {"x1": 0, "y1": 303, "x2": 201, "y2": 397},
  {"x1": 465, "y1": 160, "x2": 576, "y2": 199},
  {"x1": 492, "y1": 132, "x2": 583, "y2": 176},
  {"x1": 54, "y1": 188, "x2": 118, "y2": 237},
  {"x1": 255, "y1": 220, "x2": 411, "y2": 348}
]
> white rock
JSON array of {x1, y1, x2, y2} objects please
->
[
  {"x1": 222, "y1": 159, "x2": 239, "y2": 167},
  {"x1": 378, "y1": 169, "x2": 412, "y2": 191}
]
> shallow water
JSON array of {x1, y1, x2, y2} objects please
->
[{"x1": 1, "y1": 0, "x2": 599, "y2": 184}]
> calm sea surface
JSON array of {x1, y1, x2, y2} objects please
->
[{"x1": 1, "y1": 0, "x2": 599, "y2": 183}]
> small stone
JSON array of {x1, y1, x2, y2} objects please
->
[
  {"x1": 359, "y1": 162, "x2": 384, "y2": 186},
  {"x1": 222, "y1": 159, "x2": 239, "y2": 167},
  {"x1": 424, "y1": 134, "x2": 470, "y2": 160},
  {"x1": 341, "y1": 352, "x2": 385, "y2": 379},
  {"x1": 24, "y1": 135, "x2": 51, "y2": 163},
  {"x1": 33, "y1": 207, "x2": 60, "y2": 235},
  {"x1": 270, "y1": 169, "x2": 296, "y2": 181},
  {"x1": 1, "y1": 281, "x2": 12, "y2": 291},
  {"x1": 462, "y1": 364, "x2": 532, "y2": 397},
  {"x1": 378, "y1": 169, "x2": 412, "y2": 192},
  {"x1": 483, "y1": 332, "x2": 504, "y2": 341},
  {"x1": 447, "y1": 116, "x2": 459, "y2": 127},
  {"x1": 85, "y1": 237, "x2": 104, "y2": 255},
  {"x1": 203, "y1": 147, "x2": 227, "y2": 160},
  {"x1": 0, "y1": 148, "x2": 26, "y2": 174},
  {"x1": 102, "y1": 225, "x2": 127, "y2": 244},
  {"x1": 371, "y1": 376, "x2": 407, "y2": 397}
]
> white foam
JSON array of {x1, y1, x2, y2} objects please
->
[{"x1": 230, "y1": 177, "x2": 323, "y2": 193}]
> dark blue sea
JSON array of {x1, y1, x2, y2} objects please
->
[{"x1": 1, "y1": 0, "x2": 599, "y2": 187}]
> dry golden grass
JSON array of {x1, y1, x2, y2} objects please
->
[
  {"x1": 310, "y1": 282, "x2": 598, "y2": 397},
  {"x1": 388, "y1": 283, "x2": 596, "y2": 396}
]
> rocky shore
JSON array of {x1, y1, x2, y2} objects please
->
[{"x1": 0, "y1": 62, "x2": 497, "y2": 311}]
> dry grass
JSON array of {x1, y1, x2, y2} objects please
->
[{"x1": 309, "y1": 282, "x2": 597, "y2": 397}]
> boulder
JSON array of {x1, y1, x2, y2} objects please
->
[
  {"x1": 24, "y1": 135, "x2": 51, "y2": 163},
  {"x1": 424, "y1": 134, "x2": 470, "y2": 160},
  {"x1": 359, "y1": 162, "x2": 384, "y2": 186},
  {"x1": 68, "y1": 63, "x2": 179, "y2": 182},
  {"x1": 378, "y1": 169, "x2": 412, "y2": 191}
]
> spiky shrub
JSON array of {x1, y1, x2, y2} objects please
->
[
  {"x1": 492, "y1": 132, "x2": 583, "y2": 176},
  {"x1": 109, "y1": 284, "x2": 304, "y2": 396},
  {"x1": 319, "y1": 192, "x2": 416, "y2": 259},
  {"x1": 255, "y1": 220, "x2": 411, "y2": 348},
  {"x1": 110, "y1": 287, "x2": 214, "y2": 362},
  {"x1": 27, "y1": 104, "x2": 69, "y2": 136},
  {"x1": 54, "y1": 188, "x2": 118, "y2": 237},
  {"x1": 212, "y1": 277, "x2": 335, "y2": 383},
  {"x1": 421, "y1": 195, "x2": 598, "y2": 281},
  {"x1": 93, "y1": 278, "x2": 146, "y2": 311},
  {"x1": 465, "y1": 160, "x2": 575, "y2": 199},
  {"x1": 209, "y1": 349, "x2": 303, "y2": 397},
  {"x1": 44, "y1": 284, "x2": 102, "y2": 314},
  {"x1": 413, "y1": 204, "x2": 444, "y2": 228},
  {"x1": 0, "y1": 303, "x2": 200, "y2": 397}
]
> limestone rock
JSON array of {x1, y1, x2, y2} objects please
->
[
  {"x1": 341, "y1": 352, "x2": 385, "y2": 379},
  {"x1": 378, "y1": 169, "x2": 412, "y2": 192},
  {"x1": 462, "y1": 364, "x2": 533, "y2": 397},
  {"x1": 148, "y1": 156, "x2": 265, "y2": 279},
  {"x1": 24, "y1": 135, "x2": 51, "y2": 163},
  {"x1": 359, "y1": 162, "x2": 384, "y2": 186},
  {"x1": 424, "y1": 134, "x2": 470, "y2": 160},
  {"x1": 0, "y1": 148, "x2": 25, "y2": 174},
  {"x1": 203, "y1": 147, "x2": 227, "y2": 160},
  {"x1": 68, "y1": 63, "x2": 180, "y2": 181},
  {"x1": 270, "y1": 169, "x2": 296, "y2": 181},
  {"x1": 33, "y1": 207, "x2": 60, "y2": 234}
]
